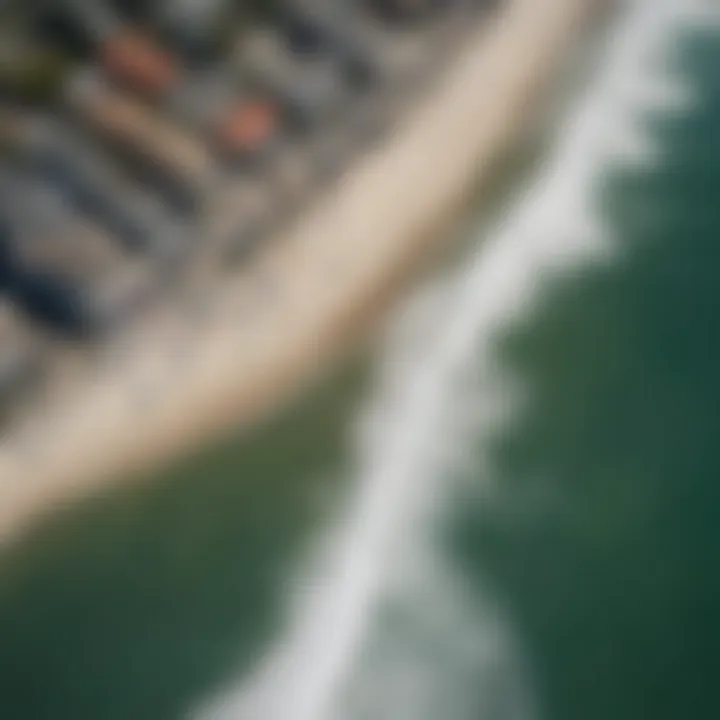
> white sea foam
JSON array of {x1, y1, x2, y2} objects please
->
[{"x1": 191, "y1": 3, "x2": 707, "y2": 719}]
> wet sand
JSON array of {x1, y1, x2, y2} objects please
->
[{"x1": 0, "y1": 0, "x2": 607, "y2": 547}]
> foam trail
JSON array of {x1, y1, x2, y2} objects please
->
[{"x1": 192, "y1": 3, "x2": 706, "y2": 719}]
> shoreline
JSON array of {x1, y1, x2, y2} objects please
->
[{"x1": 0, "y1": 0, "x2": 607, "y2": 548}]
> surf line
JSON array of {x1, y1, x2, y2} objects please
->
[{"x1": 191, "y1": 3, "x2": 706, "y2": 719}]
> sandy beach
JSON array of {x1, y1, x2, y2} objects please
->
[{"x1": 0, "y1": 0, "x2": 607, "y2": 547}]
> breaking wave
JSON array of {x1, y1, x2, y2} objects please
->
[{"x1": 191, "y1": 2, "x2": 709, "y2": 719}]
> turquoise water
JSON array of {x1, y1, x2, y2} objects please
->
[{"x1": 0, "y1": 4, "x2": 719, "y2": 719}]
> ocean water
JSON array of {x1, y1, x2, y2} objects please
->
[{"x1": 0, "y1": 2, "x2": 719, "y2": 719}]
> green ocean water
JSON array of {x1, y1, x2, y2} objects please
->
[
  {"x1": 0, "y1": 7, "x2": 719, "y2": 720},
  {"x1": 454, "y1": 31, "x2": 720, "y2": 720}
]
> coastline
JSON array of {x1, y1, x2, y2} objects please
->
[{"x1": 0, "y1": 0, "x2": 607, "y2": 548}]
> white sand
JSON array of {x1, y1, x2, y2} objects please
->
[{"x1": 0, "y1": 0, "x2": 607, "y2": 547}]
